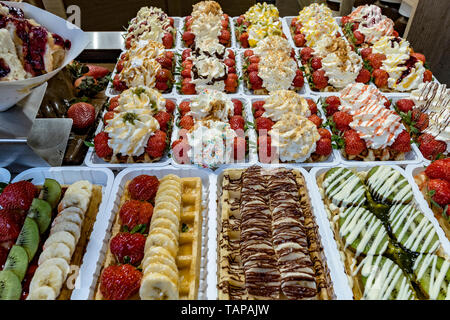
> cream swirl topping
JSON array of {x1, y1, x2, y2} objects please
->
[
  {"x1": 258, "y1": 51, "x2": 297, "y2": 92},
  {"x1": 127, "y1": 7, "x2": 174, "y2": 45},
  {"x1": 189, "y1": 89, "x2": 234, "y2": 121},
  {"x1": 262, "y1": 90, "x2": 311, "y2": 121},
  {"x1": 269, "y1": 113, "x2": 319, "y2": 162},
  {"x1": 105, "y1": 109, "x2": 160, "y2": 156},
  {"x1": 117, "y1": 86, "x2": 166, "y2": 114},
  {"x1": 253, "y1": 35, "x2": 292, "y2": 57},
  {"x1": 349, "y1": 5, "x2": 394, "y2": 44},
  {"x1": 120, "y1": 57, "x2": 161, "y2": 88},
  {"x1": 190, "y1": 54, "x2": 227, "y2": 92}
]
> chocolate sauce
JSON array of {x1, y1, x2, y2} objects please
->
[{"x1": 396, "y1": 55, "x2": 418, "y2": 85}]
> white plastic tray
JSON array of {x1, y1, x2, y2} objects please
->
[
  {"x1": 84, "y1": 97, "x2": 178, "y2": 170},
  {"x1": 0, "y1": 168, "x2": 11, "y2": 183},
  {"x1": 12, "y1": 166, "x2": 115, "y2": 300},
  {"x1": 170, "y1": 95, "x2": 258, "y2": 170},
  {"x1": 309, "y1": 164, "x2": 450, "y2": 300},
  {"x1": 81, "y1": 166, "x2": 215, "y2": 300},
  {"x1": 209, "y1": 163, "x2": 351, "y2": 300}
]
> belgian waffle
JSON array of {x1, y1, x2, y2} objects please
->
[
  {"x1": 217, "y1": 166, "x2": 334, "y2": 300},
  {"x1": 94, "y1": 174, "x2": 202, "y2": 300},
  {"x1": 341, "y1": 147, "x2": 407, "y2": 162}
]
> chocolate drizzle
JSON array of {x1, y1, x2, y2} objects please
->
[{"x1": 0, "y1": 57, "x2": 10, "y2": 78}]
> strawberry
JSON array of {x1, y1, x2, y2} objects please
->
[
  {"x1": 179, "y1": 115, "x2": 194, "y2": 130},
  {"x1": 372, "y1": 68, "x2": 389, "y2": 88},
  {"x1": 182, "y1": 48, "x2": 191, "y2": 61},
  {"x1": 356, "y1": 68, "x2": 371, "y2": 83},
  {"x1": 244, "y1": 50, "x2": 254, "y2": 58},
  {"x1": 110, "y1": 232, "x2": 146, "y2": 265},
  {"x1": 181, "y1": 83, "x2": 196, "y2": 95},
  {"x1": 229, "y1": 116, "x2": 245, "y2": 131},
  {"x1": 0, "y1": 181, "x2": 36, "y2": 211},
  {"x1": 410, "y1": 52, "x2": 426, "y2": 64},
  {"x1": 306, "y1": 99, "x2": 317, "y2": 114},
  {"x1": 179, "y1": 101, "x2": 191, "y2": 116},
  {"x1": 390, "y1": 130, "x2": 412, "y2": 153},
  {"x1": 94, "y1": 132, "x2": 113, "y2": 158},
  {"x1": 351, "y1": 22, "x2": 360, "y2": 31},
  {"x1": 312, "y1": 69, "x2": 328, "y2": 89},
  {"x1": 333, "y1": 111, "x2": 353, "y2": 132},
  {"x1": 219, "y1": 29, "x2": 231, "y2": 44},
  {"x1": 325, "y1": 96, "x2": 341, "y2": 106},
  {"x1": 146, "y1": 130, "x2": 167, "y2": 159},
  {"x1": 419, "y1": 137, "x2": 447, "y2": 160},
  {"x1": 427, "y1": 179, "x2": 450, "y2": 207},
  {"x1": 425, "y1": 158, "x2": 450, "y2": 183},
  {"x1": 249, "y1": 55, "x2": 260, "y2": 64},
  {"x1": 232, "y1": 99, "x2": 243, "y2": 116},
  {"x1": 233, "y1": 137, "x2": 246, "y2": 161},
  {"x1": 318, "y1": 128, "x2": 331, "y2": 139},
  {"x1": 67, "y1": 102, "x2": 96, "y2": 130},
  {"x1": 308, "y1": 114, "x2": 322, "y2": 128},
  {"x1": 84, "y1": 65, "x2": 110, "y2": 79},
  {"x1": 423, "y1": 69, "x2": 433, "y2": 82},
  {"x1": 396, "y1": 99, "x2": 415, "y2": 113},
  {"x1": 103, "y1": 111, "x2": 115, "y2": 125},
  {"x1": 248, "y1": 72, "x2": 263, "y2": 90},
  {"x1": 294, "y1": 33, "x2": 306, "y2": 47},
  {"x1": 247, "y1": 63, "x2": 258, "y2": 73},
  {"x1": 341, "y1": 16, "x2": 351, "y2": 25},
  {"x1": 256, "y1": 117, "x2": 274, "y2": 133},
  {"x1": 0, "y1": 209, "x2": 22, "y2": 241},
  {"x1": 113, "y1": 74, "x2": 127, "y2": 92},
  {"x1": 240, "y1": 32, "x2": 249, "y2": 48},
  {"x1": 300, "y1": 47, "x2": 314, "y2": 63},
  {"x1": 315, "y1": 138, "x2": 332, "y2": 156},
  {"x1": 109, "y1": 96, "x2": 120, "y2": 111},
  {"x1": 252, "y1": 101, "x2": 265, "y2": 112},
  {"x1": 162, "y1": 32, "x2": 173, "y2": 48},
  {"x1": 293, "y1": 69, "x2": 304, "y2": 88},
  {"x1": 224, "y1": 58, "x2": 235, "y2": 68},
  {"x1": 155, "y1": 57, "x2": 172, "y2": 70},
  {"x1": 415, "y1": 112, "x2": 429, "y2": 131},
  {"x1": 128, "y1": 175, "x2": 159, "y2": 201},
  {"x1": 344, "y1": 130, "x2": 366, "y2": 156},
  {"x1": 154, "y1": 111, "x2": 171, "y2": 132},
  {"x1": 119, "y1": 199, "x2": 154, "y2": 232},
  {"x1": 165, "y1": 99, "x2": 176, "y2": 114},
  {"x1": 100, "y1": 264, "x2": 142, "y2": 300},
  {"x1": 258, "y1": 135, "x2": 272, "y2": 163},
  {"x1": 360, "y1": 48, "x2": 372, "y2": 60},
  {"x1": 367, "y1": 53, "x2": 386, "y2": 69},
  {"x1": 227, "y1": 49, "x2": 235, "y2": 60},
  {"x1": 182, "y1": 31, "x2": 195, "y2": 46},
  {"x1": 353, "y1": 31, "x2": 365, "y2": 45},
  {"x1": 156, "y1": 69, "x2": 171, "y2": 83},
  {"x1": 0, "y1": 246, "x2": 8, "y2": 269}
]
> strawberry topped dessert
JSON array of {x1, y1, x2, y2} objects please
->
[
  {"x1": 113, "y1": 40, "x2": 175, "y2": 93},
  {"x1": 324, "y1": 83, "x2": 412, "y2": 161},
  {"x1": 243, "y1": 36, "x2": 304, "y2": 94},
  {"x1": 125, "y1": 6, "x2": 175, "y2": 50},
  {"x1": 0, "y1": 2, "x2": 70, "y2": 81},
  {"x1": 394, "y1": 82, "x2": 449, "y2": 160},
  {"x1": 341, "y1": 4, "x2": 395, "y2": 49},
  {"x1": 94, "y1": 86, "x2": 175, "y2": 164},
  {"x1": 253, "y1": 90, "x2": 332, "y2": 164},
  {"x1": 362, "y1": 36, "x2": 433, "y2": 92},
  {"x1": 290, "y1": 3, "x2": 340, "y2": 48},
  {"x1": 235, "y1": 2, "x2": 284, "y2": 48},
  {"x1": 182, "y1": 1, "x2": 231, "y2": 48},
  {"x1": 172, "y1": 89, "x2": 248, "y2": 169}
]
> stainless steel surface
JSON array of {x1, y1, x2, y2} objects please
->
[
  {"x1": 85, "y1": 31, "x2": 125, "y2": 50},
  {"x1": 0, "y1": 83, "x2": 48, "y2": 139}
]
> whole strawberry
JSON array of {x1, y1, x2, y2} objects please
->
[
  {"x1": 67, "y1": 102, "x2": 96, "y2": 130},
  {"x1": 110, "y1": 232, "x2": 146, "y2": 265},
  {"x1": 427, "y1": 179, "x2": 450, "y2": 207},
  {"x1": 94, "y1": 132, "x2": 113, "y2": 158},
  {"x1": 0, "y1": 181, "x2": 37, "y2": 211},
  {"x1": 119, "y1": 200, "x2": 153, "y2": 231},
  {"x1": 425, "y1": 158, "x2": 450, "y2": 183},
  {"x1": 344, "y1": 130, "x2": 366, "y2": 156},
  {"x1": 333, "y1": 111, "x2": 353, "y2": 132},
  {"x1": 390, "y1": 130, "x2": 412, "y2": 153},
  {"x1": 396, "y1": 99, "x2": 415, "y2": 113},
  {"x1": 100, "y1": 264, "x2": 142, "y2": 300},
  {"x1": 128, "y1": 175, "x2": 159, "y2": 201},
  {"x1": 419, "y1": 136, "x2": 446, "y2": 160},
  {"x1": 0, "y1": 209, "x2": 22, "y2": 242},
  {"x1": 0, "y1": 246, "x2": 8, "y2": 268}
]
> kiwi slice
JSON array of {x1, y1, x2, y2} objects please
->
[
  {"x1": 27, "y1": 198, "x2": 52, "y2": 234},
  {"x1": 16, "y1": 217, "x2": 40, "y2": 262},
  {"x1": 366, "y1": 166, "x2": 413, "y2": 205},
  {"x1": 339, "y1": 206, "x2": 389, "y2": 256},
  {"x1": 323, "y1": 167, "x2": 366, "y2": 207},
  {"x1": 42, "y1": 178, "x2": 62, "y2": 209},
  {"x1": 359, "y1": 255, "x2": 416, "y2": 300},
  {"x1": 0, "y1": 270, "x2": 22, "y2": 300},
  {"x1": 3, "y1": 245, "x2": 29, "y2": 282},
  {"x1": 388, "y1": 204, "x2": 440, "y2": 254},
  {"x1": 413, "y1": 254, "x2": 449, "y2": 300}
]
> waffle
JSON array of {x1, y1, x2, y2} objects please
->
[
  {"x1": 95, "y1": 174, "x2": 202, "y2": 300},
  {"x1": 341, "y1": 147, "x2": 407, "y2": 161},
  {"x1": 28, "y1": 182, "x2": 103, "y2": 300},
  {"x1": 217, "y1": 166, "x2": 334, "y2": 300}
]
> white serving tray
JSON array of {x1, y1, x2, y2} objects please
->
[
  {"x1": 12, "y1": 166, "x2": 115, "y2": 300},
  {"x1": 209, "y1": 163, "x2": 352, "y2": 300},
  {"x1": 80, "y1": 166, "x2": 215, "y2": 300},
  {"x1": 309, "y1": 164, "x2": 450, "y2": 300}
]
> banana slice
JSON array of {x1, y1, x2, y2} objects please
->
[
  {"x1": 160, "y1": 174, "x2": 182, "y2": 185},
  {"x1": 154, "y1": 201, "x2": 180, "y2": 219},
  {"x1": 145, "y1": 233, "x2": 178, "y2": 258},
  {"x1": 27, "y1": 286, "x2": 57, "y2": 300},
  {"x1": 53, "y1": 211, "x2": 83, "y2": 228},
  {"x1": 150, "y1": 218, "x2": 179, "y2": 239},
  {"x1": 155, "y1": 194, "x2": 181, "y2": 209},
  {"x1": 39, "y1": 258, "x2": 70, "y2": 281},
  {"x1": 58, "y1": 193, "x2": 90, "y2": 213},
  {"x1": 38, "y1": 243, "x2": 72, "y2": 265},
  {"x1": 144, "y1": 246, "x2": 174, "y2": 261},
  {"x1": 149, "y1": 227, "x2": 178, "y2": 245},
  {"x1": 66, "y1": 180, "x2": 93, "y2": 198},
  {"x1": 142, "y1": 254, "x2": 178, "y2": 275},
  {"x1": 43, "y1": 231, "x2": 76, "y2": 254},
  {"x1": 143, "y1": 263, "x2": 178, "y2": 285},
  {"x1": 156, "y1": 185, "x2": 181, "y2": 198},
  {"x1": 29, "y1": 264, "x2": 64, "y2": 295},
  {"x1": 60, "y1": 206, "x2": 85, "y2": 220},
  {"x1": 152, "y1": 208, "x2": 179, "y2": 227},
  {"x1": 139, "y1": 273, "x2": 179, "y2": 300},
  {"x1": 50, "y1": 220, "x2": 81, "y2": 242}
]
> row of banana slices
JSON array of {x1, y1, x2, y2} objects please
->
[
  {"x1": 27, "y1": 181, "x2": 93, "y2": 300},
  {"x1": 139, "y1": 174, "x2": 182, "y2": 300}
]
